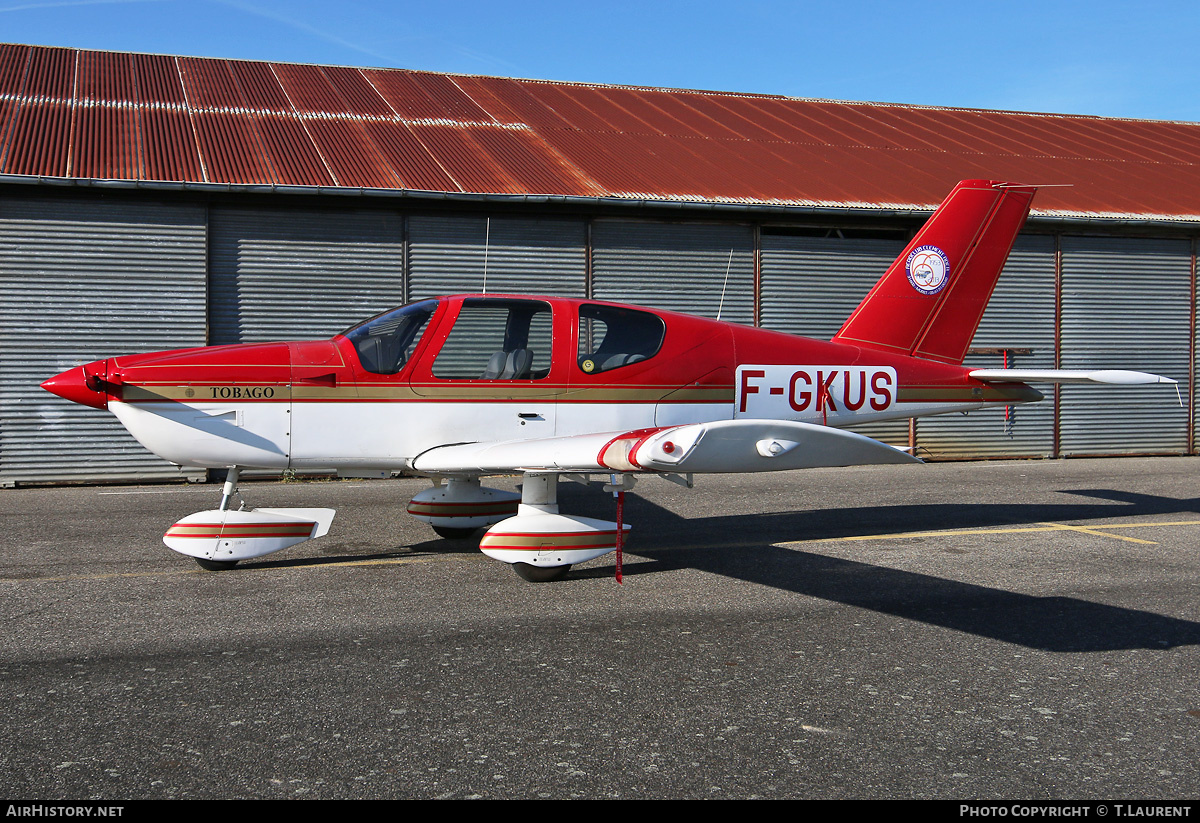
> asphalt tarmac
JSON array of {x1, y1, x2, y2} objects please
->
[{"x1": 1, "y1": 456, "x2": 1198, "y2": 799}]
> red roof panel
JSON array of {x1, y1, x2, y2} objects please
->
[
  {"x1": 404, "y1": 73, "x2": 494, "y2": 123},
  {"x1": 133, "y1": 53, "x2": 186, "y2": 107},
  {"x1": 543, "y1": 127, "x2": 704, "y2": 197},
  {"x1": 178, "y1": 58, "x2": 244, "y2": 110},
  {"x1": 72, "y1": 103, "x2": 139, "y2": 179},
  {"x1": 405, "y1": 122, "x2": 523, "y2": 193},
  {"x1": 271, "y1": 63, "x2": 346, "y2": 115},
  {"x1": 3, "y1": 101, "x2": 71, "y2": 175},
  {"x1": 0, "y1": 98, "x2": 20, "y2": 167},
  {"x1": 22, "y1": 46, "x2": 74, "y2": 101},
  {"x1": 78, "y1": 50, "x2": 134, "y2": 104},
  {"x1": 466, "y1": 126, "x2": 597, "y2": 196},
  {"x1": 0, "y1": 44, "x2": 29, "y2": 98},
  {"x1": 453, "y1": 76, "x2": 575, "y2": 129},
  {"x1": 321, "y1": 66, "x2": 395, "y2": 118},
  {"x1": 254, "y1": 113, "x2": 333, "y2": 186},
  {"x1": 139, "y1": 107, "x2": 202, "y2": 182},
  {"x1": 228, "y1": 61, "x2": 292, "y2": 114},
  {"x1": 362, "y1": 120, "x2": 463, "y2": 191},
  {"x1": 361, "y1": 70, "x2": 447, "y2": 120},
  {"x1": 191, "y1": 111, "x2": 271, "y2": 184},
  {"x1": 303, "y1": 118, "x2": 400, "y2": 188},
  {"x1": 627, "y1": 90, "x2": 748, "y2": 141},
  {"x1": 3, "y1": 44, "x2": 1200, "y2": 219},
  {"x1": 517, "y1": 83, "x2": 627, "y2": 133}
]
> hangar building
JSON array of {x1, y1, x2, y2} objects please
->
[{"x1": 1, "y1": 43, "x2": 1198, "y2": 484}]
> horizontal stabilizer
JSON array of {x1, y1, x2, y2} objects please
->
[{"x1": 969, "y1": 369, "x2": 1177, "y2": 385}]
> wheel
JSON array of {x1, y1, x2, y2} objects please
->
[
  {"x1": 432, "y1": 525, "x2": 477, "y2": 539},
  {"x1": 194, "y1": 557, "x2": 238, "y2": 571},
  {"x1": 512, "y1": 562, "x2": 572, "y2": 582}
]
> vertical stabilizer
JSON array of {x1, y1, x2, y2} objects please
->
[{"x1": 831, "y1": 180, "x2": 1037, "y2": 364}]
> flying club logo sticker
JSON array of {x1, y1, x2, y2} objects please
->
[{"x1": 905, "y1": 244, "x2": 951, "y2": 295}]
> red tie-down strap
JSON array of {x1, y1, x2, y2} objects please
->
[{"x1": 615, "y1": 490, "x2": 624, "y2": 584}]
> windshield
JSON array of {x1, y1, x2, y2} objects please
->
[{"x1": 341, "y1": 299, "x2": 438, "y2": 375}]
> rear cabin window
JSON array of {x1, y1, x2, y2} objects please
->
[
  {"x1": 342, "y1": 299, "x2": 437, "y2": 375},
  {"x1": 432, "y1": 299, "x2": 553, "y2": 380},
  {"x1": 577, "y1": 304, "x2": 665, "y2": 374}
]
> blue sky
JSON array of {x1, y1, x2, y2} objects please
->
[{"x1": 2, "y1": 0, "x2": 1198, "y2": 122}]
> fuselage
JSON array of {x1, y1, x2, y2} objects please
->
[{"x1": 42, "y1": 294, "x2": 1042, "y2": 471}]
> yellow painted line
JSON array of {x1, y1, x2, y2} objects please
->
[
  {"x1": 1039, "y1": 521, "x2": 1157, "y2": 545},
  {"x1": 777, "y1": 519, "x2": 1200, "y2": 549},
  {"x1": 0, "y1": 553, "x2": 465, "y2": 583},
  {"x1": 792, "y1": 525, "x2": 1059, "y2": 544},
  {"x1": 1087, "y1": 520, "x2": 1200, "y2": 529}
]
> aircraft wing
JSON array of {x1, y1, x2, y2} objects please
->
[
  {"x1": 969, "y1": 369, "x2": 1176, "y2": 385},
  {"x1": 409, "y1": 418, "x2": 921, "y2": 476}
]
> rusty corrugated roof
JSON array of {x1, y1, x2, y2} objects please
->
[{"x1": 2, "y1": 43, "x2": 1199, "y2": 220}]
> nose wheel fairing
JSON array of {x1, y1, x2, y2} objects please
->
[
  {"x1": 163, "y1": 467, "x2": 335, "y2": 566},
  {"x1": 164, "y1": 507, "x2": 336, "y2": 563}
]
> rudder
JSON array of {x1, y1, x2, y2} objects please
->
[{"x1": 831, "y1": 179, "x2": 1037, "y2": 365}]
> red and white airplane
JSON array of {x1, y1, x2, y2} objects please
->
[{"x1": 42, "y1": 180, "x2": 1174, "y2": 580}]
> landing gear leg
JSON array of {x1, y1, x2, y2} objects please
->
[{"x1": 196, "y1": 468, "x2": 242, "y2": 571}]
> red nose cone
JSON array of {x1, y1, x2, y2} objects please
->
[{"x1": 42, "y1": 364, "x2": 109, "y2": 410}]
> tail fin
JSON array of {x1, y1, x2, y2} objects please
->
[{"x1": 831, "y1": 179, "x2": 1037, "y2": 365}]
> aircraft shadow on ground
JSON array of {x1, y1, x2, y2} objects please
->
[
  {"x1": 231, "y1": 483, "x2": 1200, "y2": 652},
  {"x1": 562, "y1": 484, "x2": 1200, "y2": 653}
]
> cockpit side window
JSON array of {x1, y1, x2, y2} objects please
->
[
  {"x1": 432, "y1": 299, "x2": 553, "y2": 380},
  {"x1": 577, "y1": 304, "x2": 665, "y2": 374},
  {"x1": 341, "y1": 299, "x2": 437, "y2": 375}
]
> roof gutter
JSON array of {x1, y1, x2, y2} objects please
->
[{"x1": 3, "y1": 173, "x2": 1199, "y2": 229}]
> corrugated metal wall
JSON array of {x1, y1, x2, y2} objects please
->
[
  {"x1": 1058, "y1": 236, "x2": 1192, "y2": 455},
  {"x1": 591, "y1": 221, "x2": 754, "y2": 324},
  {"x1": 209, "y1": 208, "x2": 406, "y2": 344},
  {"x1": 0, "y1": 198, "x2": 207, "y2": 484},
  {"x1": 408, "y1": 216, "x2": 587, "y2": 299},
  {"x1": 1, "y1": 192, "x2": 1197, "y2": 484}
]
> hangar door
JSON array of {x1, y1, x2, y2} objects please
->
[
  {"x1": 590, "y1": 221, "x2": 754, "y2": 325},
  {"x1": 759, "y1": 231, "x2": 908, "y2": 447},
  {"x1": 209, "y1": 208, "x2": 406, "y2": 344},
  {"x1": 407, "y1": 216, "x2": 587, "y2": 299},
  {"x1": 1058, "y1": 236, "x2": 1191, "y2": 455},
  {"x1": 0, "y1": 198, "x2": 207, "y2": 484}
]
